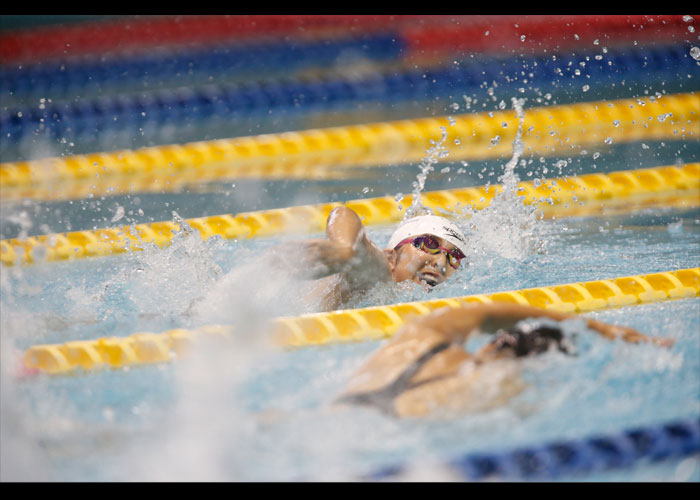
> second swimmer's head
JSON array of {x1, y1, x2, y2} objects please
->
[{"x1": 491, "y1": 323, "x2": 577, "y2": 358}]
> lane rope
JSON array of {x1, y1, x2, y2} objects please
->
[
  {"x1": 362, "y1": 418, "x2": 700, "y2": 481},
  {"x1": 3, "y1": 42, "x2": 695, "y2": 143},
  {"x1": 2, "y1": 92, "x2": 697, "y2": 194},
  {"x1": 2, "y1": 162, "x2": 698, "y2": 266},
  {"x1": 17, "y1": 267, "x2": 699, "y2": 376},
  {"x1": 2, "y1": 15, "x2": 689, "y2": 66}
]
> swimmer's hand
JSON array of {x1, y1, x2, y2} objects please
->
[
  {"x1": 591, "y1": 321, "x2": 675, "y2": 347},
  {"x1": 273, "y1": 205, "x2": 370, "y2": 279},
  {"x1": 292, "y1": 239, "x2": 359, "y2": 279},
  {"x1": 617, "y1": 326, "x2": 675, "y2": 347}
]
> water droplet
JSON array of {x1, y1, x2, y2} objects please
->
[
  {"x1": 110, "y1": 205, "x2": 125, "y2": 223},
  {"x1": 690, "y1": 46, "x2": 700, "y2": 61},
  {"x1": 613, "y1": 120, "x2": 620, "y2": 127},
  {"x1": 683, "y1": 15, "x2": 694, "y2": 22},
  {"x1": 582, "y1": 85, "x2": 590, "y2": 92},
  {"x1": 520, "y1": 35, "x2": 526, "y2": 42},
  {"x1": 102, "y1": 407, "x2": 115, "y2": 422},
  {"x1": 605, "y1": 137, "x2": 613, "y2": 145},
  {"x1": 490, "y1": 135, "x2": 501, "y2": 145},
  {"x1": 362, "y1": 187, "x2": 370, "y2": 194}
]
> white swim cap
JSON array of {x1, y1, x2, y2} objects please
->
[{"x1": 387, "y1": 215, "x2": 469, "y2": 256}]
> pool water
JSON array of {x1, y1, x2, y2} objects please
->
[
  {"x1": 1, "y1": 202, "x2": 698, "y2": 481},
  {"x1": 1, "y1": 15, "x2": 699, "y2": 482}
]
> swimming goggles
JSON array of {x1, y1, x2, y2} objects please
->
[{"x1": 395, "y1": 235, "x2": 466, "y2": 269}]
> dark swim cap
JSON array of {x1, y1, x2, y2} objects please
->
[{"x1": 492, "y1": 322, "x2": 576, "y2": 357}]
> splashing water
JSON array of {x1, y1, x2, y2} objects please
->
[
  {"x1": 404, "y1": 125, "x2": 451, "y2": 219},
  {"x1": 106, "y1": 212, "x2": 227, "y2": 327},
  {"x1": 397, "y1": 98, "x2": 545, "y2": 265},
  {"x1": 463, "y1": 97, "x2": 547, "y2": 263},
  {"x1": 690, "y1": 46, "x2": 700, "y2": 62}
]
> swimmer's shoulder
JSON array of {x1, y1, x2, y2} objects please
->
[{"x1": 393, "y1": 360, "x2": 527, "y2": 418}]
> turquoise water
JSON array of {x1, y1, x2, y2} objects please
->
[
  {"x1": 3, "y1": 207, "x2": 699, "y2": 346},
  {"x1": 1, "y1": 204, "x2": 698, "y2": 481},
  {"x1": 1, "y1": 69, "x2": 698, "y2": 482},
  {"x1": 1, "y1": 14, "x2": 699, "y2": 483}
]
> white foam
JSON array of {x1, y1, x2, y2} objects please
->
[{"x1": 461, "y1": 98, "x2": 547, "y2": 263}]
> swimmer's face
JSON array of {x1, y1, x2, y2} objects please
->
[{"x1": 387, "y1": 235, "x2": 460, "y2": 288}]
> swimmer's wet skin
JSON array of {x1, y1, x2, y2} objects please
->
[
  {"x1": 275, "y1": 206, "x2": 470, "y2": 311},
  {"x1": 386, "y1": 213, "x2": 469, "y2": 288},
  {"x1": 335, "y1": 302, "x2": 674, "y2": 418}
]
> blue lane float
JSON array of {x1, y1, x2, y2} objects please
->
[
  {"x1": 362, "y1": 418, "x2": 700, "y2": 481},
  {"x1": 2, "y1": 43, "x2": 698, "y2": 149},
  {"x1": 0, "y1": 33, "x2": 406, "y2": 101}
]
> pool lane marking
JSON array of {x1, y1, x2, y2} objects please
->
[
  {"x1": 15, "y1": 267, "x2": 699, "y2": 377},
  {"x1": 1, "y1": 162, "x2": 698, "y2": 267},
  {"x1": 1, "y1": 92, "x2": 697, "y2": 197}
]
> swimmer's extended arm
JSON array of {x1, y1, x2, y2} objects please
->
[
  {"x1": 416, "y1": 302, "x2": 674, "y2": 347},
  {"x1": 338, "y1": 302, "x2": 498, "y2": 396},
  {"x1": 338, "y1": 302, "x2": 674, "y2": 411},
  {"x1": 286, "y1": 206, "x2": 391, "y2": 283},
  {"x1": 338, "y1": 301, "x2": 672, "y2": 401}
]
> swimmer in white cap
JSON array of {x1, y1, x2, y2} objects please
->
[{"x1": 277, "y1": 206, "x2": 470, "y2": 311}]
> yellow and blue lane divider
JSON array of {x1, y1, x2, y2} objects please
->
[
  {"x1": 18, "y1": 267, "x2": 699, "y2": 376},
  {"x1": 2, "y1": 162, "x2": 698, "y2": 267},
  {"x1": 1, "y1": 92, "x2": 697, "y2": 198},
  {"x1": 2, "y1": 39, "x2": 695, "y2": 147},
  {"x1": 361, "y1": 418, "x2": 700, "y2": 481}
]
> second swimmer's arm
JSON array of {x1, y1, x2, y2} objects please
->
[
  {"x1": 422, "y1": 302, "x2": 673, "y2": 347},
  {"x1": 337, "y1": 301, "x2": 673, "y2": 400}
]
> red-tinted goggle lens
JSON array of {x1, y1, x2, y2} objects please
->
[{"x1": 405, "y1": 235, "x2": 465, "y2": 269}]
